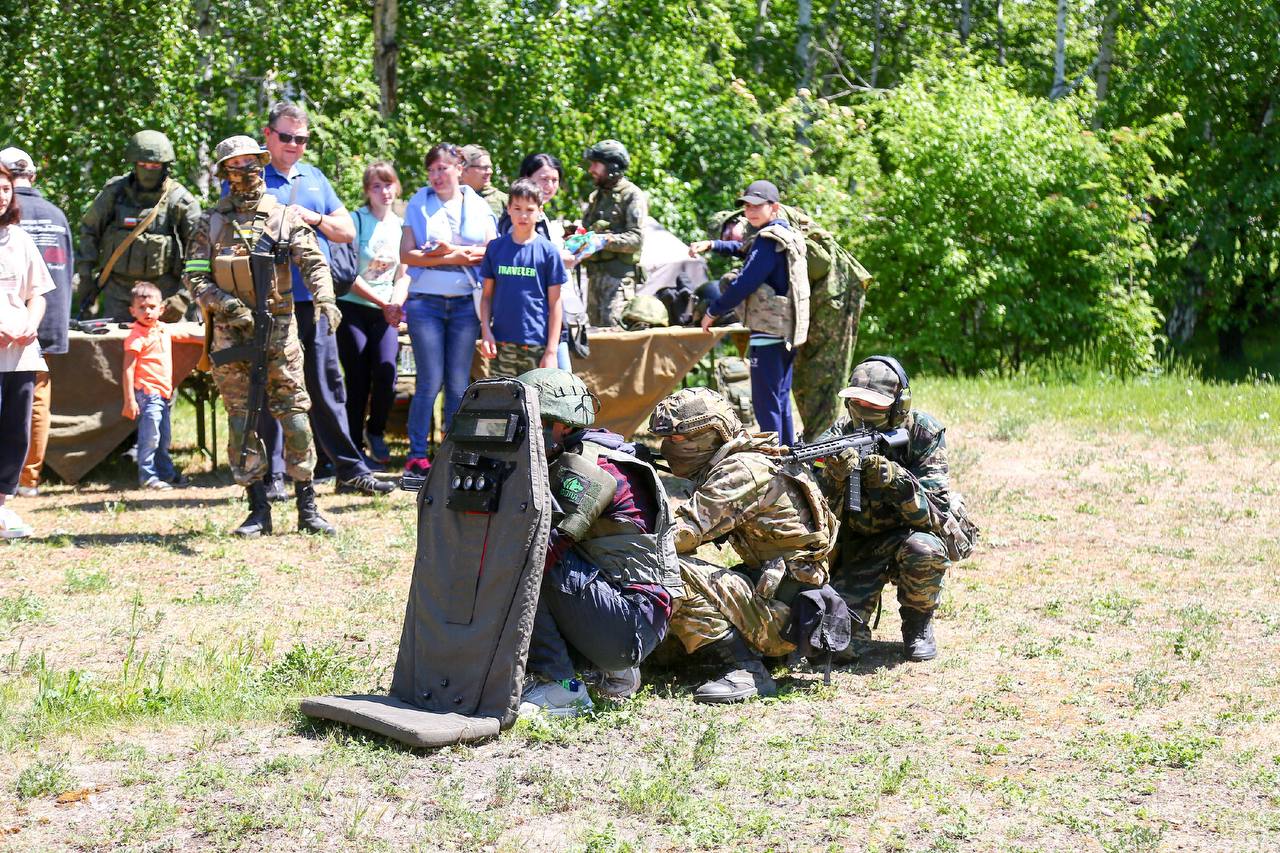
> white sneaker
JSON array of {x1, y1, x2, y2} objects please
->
[
  {"x1": 141, "y1": 477, "x2": 173, "y2": 491},
  {"x1": 0, "y1": 507, "x2": 33, "y2": 540},
  {"x1": 15, "y1": 485, "x2": 38, "y2": 498},
  {"x1": 518, "y1": 676, "x2": 594, "y2": 718},
  {"x1": 586, "y1": 666, "x2": 642, "y2": 699}
]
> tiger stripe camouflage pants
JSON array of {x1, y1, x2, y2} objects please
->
[{"x1": 834, "y1": 528, "x2": 949, "y2": 624}]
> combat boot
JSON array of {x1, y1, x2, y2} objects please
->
[
  {"x1": 693, "y1": 629, "x2": 776, "y2": 704},
  {"x1": 231, "y1": 481, "x2": 273, "y2": 537},
  {"x1": 295, "y1": 481, "x2": 337, "y2": 535},
  {"x1": 900, "y1": 607, "x2": 938, "y2": 661}
]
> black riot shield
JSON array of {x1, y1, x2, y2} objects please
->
[{"x1": 301, "y1": 379, "x2": 551, "y2": 747}]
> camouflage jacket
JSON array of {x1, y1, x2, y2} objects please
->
[
  {"x1": 478, "y1": 185, "x2": 508, "y2": 219},
  {"x1": 184, "y1": 195, "x2": 334, "y2": 316},
  {"x1": 78, "y1": 174, "x2": 201, "y2": 281},
  {"x1": 816, "y1": 410, "x2": 950, "y2": 538},
  {"x1": 673, "y1": 433, "x2": 837, "y2": 584},
  {"x1": 582, "y1": 177, "x2": 646, "y2": 268}
]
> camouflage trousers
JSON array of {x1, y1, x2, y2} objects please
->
[
  {"x1": 586, "y1": 266, "x2": 637, "y2": 327},
  {"x1": 669, "y1": 557, "x2": 796, "y2": 658},
  {"x1": 491, "y1": 341, "x2": 542, "y2": 379},
  {"x1": 833, "y1": 528, "x2": 949, "y2": 624},
  {"x1": 209, "y1": 315, "x2": 315, "y2": 486}
]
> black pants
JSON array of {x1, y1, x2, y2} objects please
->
[
  {"x1": 0, "y1": 371, "x2": 35, "y2": 494},
  {"x1": 336, "y1": 300, "x2": 398, "y2": 445},
  {"x1": 262, "y1": 301, "x2": 371, "y2": 481},
  {"x1": 528, "y1": 549, "x2": 664, "y2": 681}
]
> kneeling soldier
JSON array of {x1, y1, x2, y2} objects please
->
[
  {"x1": 516, "y1": 368, "x2": 683, "y2": 717},
  {"x1": 184, "y1": 135, "x2": 343, "y2": 536},
  {"x1": 649, "y1": 388, "x2": 836, "y2": 703}
]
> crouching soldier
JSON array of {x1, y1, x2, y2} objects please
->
[
  {"x1": 184, "y1": 135, "x2": 343, "y2": 536},
  {"x1": 516, "y1": 368, "x2": 682, "y2": 717},
  {"x1": 816, "y1": 356, "x2": 978, "y2": 661},
  {"x1": 649, "y1": 388, "x2": 837, "y2": 703}
]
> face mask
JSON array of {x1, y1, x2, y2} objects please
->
[
  {"x1": 847, "y1": 399, "x2": 891, "y2": 430},
  {"x1": 225, "y1": 165, "x2": 264, "y2": 197},
  {"x1": 660, "y1": 432, "x2": 722, "y2": 479},
  {"x1": 133, "y1": 165, "x2": 164, "y2": 190}
]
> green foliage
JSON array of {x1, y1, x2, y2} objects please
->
[
  {"x1": 14, "y1": 756, "x2": 74, "y2": 800},
  {"x1": 862, "y1": 61, "x2": 1174, "y2": 374}
]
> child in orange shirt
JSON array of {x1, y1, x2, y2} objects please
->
[{"x1": 122, "y1": 281, "x2": 185, "y2": 489}]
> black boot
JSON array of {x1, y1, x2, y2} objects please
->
[
  {"x1": 231, "y1": 481, "x2": 272, "y2": 537},
  {"x1": 693, "y1": 628, "x2": 776, "y2": 704},
  {"x1": 900, "y1": 607, "x2": 937, "y2": 661},
  {"x1": 295, "y1": 481, "x2": 336, "y2": 535},
  {"x1": 264, "y1": 475, "x2": 289, "y2": 502}
]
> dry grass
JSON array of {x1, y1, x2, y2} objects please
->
[{"x1": 1, "y1": 376, "x2": 1278, "y2": 852}]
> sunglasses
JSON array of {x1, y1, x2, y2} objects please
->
[{"x1": 270, "y1": 128, "x2": 311, "y2": 145}]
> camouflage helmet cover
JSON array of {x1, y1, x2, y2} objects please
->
[
  {"x1": 517, "y1": 368, "x2": 600, "y2": 428},
  {"x1": 838, "y1": 356, "x2": 912, "y2": 427},
  {"x1": 584, "y1": 139, "x2": 630, "y2": 174},
  {"x1": 649, "y1": 387, "x2": 744, "y2": 442},
  {"x1": 213, "y1": 135, "x2": 270, "y2": 177},
  {"x1": 125, "y1": 130, "x2": 176, "y2": 164},
  {"x1": 620, "y1": 294, "x2": 670, "y2": 330}
]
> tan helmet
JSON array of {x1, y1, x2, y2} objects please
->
[
  {"x1": 213, "y1": 135, "x2": 269, "y2": 178},
  {"x1": 649, "y1": 387, "x2": 743, "y2": 442},
  {"x1": 620, "y1": 294, "x2": 670, "y2": 331}
]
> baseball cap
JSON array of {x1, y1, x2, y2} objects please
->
[
  {"x1": 460, "y1": 144, "x2": 491, "y2": 167},
  {"x1": 0, "y1": 147, "x2": 35, "y2": 175},
  {"x1": 837, "y1": 359, "x2": 899, "y2": 409},
  {"x1": 737, "y1": 179, "x2": 780, "y2": 206}
]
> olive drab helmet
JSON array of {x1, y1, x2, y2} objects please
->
[
  {"x1": 125, "y1": 130, "x2": 176, "y2": 164},
  {"x1": 584, "y1": 139, "x2": 630, "y2": 176},
  {"x1": 516, "y1": 368, "x2": 601, "y2": 428},
  {"x1": 620, "y1": 294, "x2": 670, "y2": 331},
  {"x1": 838, "y1": 355, "x2": 912, "y2": 429},
  {"x1": 213, "y1": 135, "x2": 270, "y2": 178},
  {"x1": 649, "y1": 387, "x2": 744, "y2": 442}
]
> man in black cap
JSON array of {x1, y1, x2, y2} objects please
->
[{"x1": 689, "y1": 180, "x2": 810, "y2": 445}]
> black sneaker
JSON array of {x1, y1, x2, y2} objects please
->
[
  {"x1": 168, "y1": 473, "x2": 192, "y2": 488},
  {"x1": 337, "y1": 473, "x2": 396, "y2": 495}
]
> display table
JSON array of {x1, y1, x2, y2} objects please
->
[{"x1": 44, "y1": 322, "x2": 206, "y2": 484}]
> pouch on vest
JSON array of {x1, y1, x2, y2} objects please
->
[
  {"x1": 212, "y1": 252, "x2": 257, "y2": 304},
  {"x1": 302, "y1": 379, "x2": 552, "y2": 748},
  {"x1": 549, "y1": 450, "x2": 617, "y2": 542}
]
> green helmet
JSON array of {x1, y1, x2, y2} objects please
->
[
  {"x1": 584, "y1": 139, "x2": 630, "y2": 174},
  {"x1": 706, "y1": 209, "x2": 744, "y2": 240},
  {"x1": 517, "y1": 368, "x2": 600, "y2": 428},
  {"x1": 620, "y1": 295, "x2": 669, "y2": 331},
  {"x1": 125, "y1": 130, "x2": 176, "y2": 164},
  {"x1": 649, "y1": 387, "x2": 743, "y2": 442},
  {"x1": 213, "y1": 135, "x2": 270, "y2": 177}
]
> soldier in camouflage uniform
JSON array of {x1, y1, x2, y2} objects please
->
[
  {"x1": 78, "y1": 130, "x2": 202, "y2": 321},
  {"x1": 649, "y1": 387, "x2": 837, "y2": 703},
  {"x1": 184, "y1": 136, "x2": 342, "y2": 537},
  {"x1": 460, "y1": 145, "x2": 508, "y2": 219},
  {"x1": 815, "y1": 356, "x2": 977, "y2": 661},
  {"x1": 580, "y1": 140, "x2": 647, "y2": 327}
]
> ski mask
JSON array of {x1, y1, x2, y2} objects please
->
[
  {"x1": 133, "y1": 164, "x2": 166, "y2": 191},
  {"x1": 659, "y1": 431, "x2": 723, "y2": 480}
]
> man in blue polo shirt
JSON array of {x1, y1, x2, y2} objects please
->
[{"x1": 257, "y1": 101, "x2": 393, "y2": 497}]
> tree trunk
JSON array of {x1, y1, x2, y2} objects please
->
[
  {"x1": 753, "y1": 0, "x2": 769, "y2": 75},
  {"x1": 797, "y1": 0, "x2": 813, "y2": 90},
  {"x1": 1051, "y1": 0, "x2": 1069, "y2": 99},
  {"x1": 996, "y1": 0, "x2": 1007, "y2": 66},
  {"x1": 871, "y1": 0, "x2": 883, "y2": 86},
  {"x1": 1094, "y1": 1, "x2": 1120, "y2": 123},
  {"x1": 960, "y1": 0, "x2": 972, "y2": 45},
  {"x1": 373, "y1": 0, "x2": 399, "y2": 119}
]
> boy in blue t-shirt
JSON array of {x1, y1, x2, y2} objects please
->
[{"x1": 479, "y1": 179, "x2": 566, "y2": 378}]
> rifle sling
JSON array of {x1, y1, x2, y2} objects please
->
[{"x1": 98, "y1": 179, "x2": 176, "y2": 285}]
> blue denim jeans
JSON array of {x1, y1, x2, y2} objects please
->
[
  {"x1": 135, "y1": 390, "x2": 177, "y2": 484},
  {"x1": 405, "y1": 294, "x2": 480, "y2": 458}
]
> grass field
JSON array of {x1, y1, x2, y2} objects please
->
[{"x1": 1, "y1": 372, "x2": 1278, "y2": 851}]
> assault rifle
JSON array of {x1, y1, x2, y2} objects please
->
[
  {"x1": 783, "y1": 427, "x2": 909, "y2": 513},
  {"x1": 208, "y1": 238, "x2": 281, "y2": 473}
]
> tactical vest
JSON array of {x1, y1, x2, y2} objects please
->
[
  {"x1": 98, "y1": 178, "x2": 181, "y2": 280},
  {"x1": 742, "y1": 224, "x2": 810, "y2": 347},
  {"x1": 549, "y1": 441, "x2": 682, "y2": 597},
  {"x1": 582, "y1": 179, "x2": 644, "y2": 272},
  {"x1": 207, "y1": 195, "x2": 295, "y2": 314}
]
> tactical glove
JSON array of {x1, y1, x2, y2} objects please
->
[
  {"x1": 861, "y1": 453, "x2": 904, "y2": 490},
  {"x1": 824, "y1": 448, "x2": 860, "y2": 482},
  {"x1": 159, "y1": 293, "x2": 188, "y2": 323},
  {"x1": 219, "y1": 298, "x2": 254, "y2": 333},
  {"x1": 317, "y1": 300, "x2": 342, "y2": 334}
]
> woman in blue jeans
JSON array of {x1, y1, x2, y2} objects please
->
[{"x1": 400, "y1": 143, "x2": 497, "y2": 474}]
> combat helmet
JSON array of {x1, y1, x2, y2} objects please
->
[
  {"x1": 213, "y1": 135, "x2": 270, "y2": 178},
  {"x1": 584, "y1": 139, "x2": 630, "y2": 175},
  {"x1": 838, "y1": 355, "x2": 912, "y2": 429},
  {"x1": 125, "y1": 130, "x2": 176, "y2": 164},
  {"x1": 517, "y1": 368, "x2": 600, "y2": 428},
  {"x1": 620, "y1": 295, "x2": 669, "y2": 331},
  {"x1": 649, "y1": 387, "x2": 743, "y2": 442}
]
